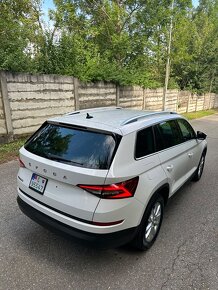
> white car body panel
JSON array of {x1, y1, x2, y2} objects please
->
[
  {"x1": 17, "y1": 107, "x2": 207, "y2": 246},
  {"x1": 158, "y1": 142, "x2": 193, "y2": 196}
]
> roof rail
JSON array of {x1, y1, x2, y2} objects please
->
[
  {"x1": 66, "y1": 106, "x2": 122, "y2": 116},
  {"x1": 121, "y1": 111, "x2": 177, "y2": 126}
]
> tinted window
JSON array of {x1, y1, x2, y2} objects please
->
[
  {"x1": 135, "y1": 127, "x2": 155, "y2": 158},
  {"x1": 25, "y1": 123, "x2": 117, "y2": 169},
  {"x1": 155, "y1": 120, "x2": 182, "y2": 150},
  {"x1": 177, "y1": 119, "x2": 196, "y2": 141}
]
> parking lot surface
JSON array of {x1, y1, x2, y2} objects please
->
[{"x1": 0, "y1": 114, "x2": 218, "y2": 290}]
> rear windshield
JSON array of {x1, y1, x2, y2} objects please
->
[{"x1": 24, "y1": 123, "x2": 118, "y2": 169}]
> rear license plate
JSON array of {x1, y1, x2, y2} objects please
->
[{"x1": 29, "y1": 173, "x2": 48, "y2": 194}]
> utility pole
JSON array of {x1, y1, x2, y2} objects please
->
[{"x1": 163, "y1": 0, "x2": 174, "y2": 111}]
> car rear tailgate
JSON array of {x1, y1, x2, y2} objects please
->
[{"x1": 18, "y1": 147, "x2": 108, "y2": 221}]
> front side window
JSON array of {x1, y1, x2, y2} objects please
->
[
  {"x1": 155, "y1": 120, "x2": 182, "y2": 150},
  {"x1": 135, "y1": 126, "x2": 155, "y2": 158},
  {"x1": 177, "y1": 119, "x2": 196, "y2": 141},
  {"x1": 25, "y1": 123, "x2": 117, "y2": 169}
]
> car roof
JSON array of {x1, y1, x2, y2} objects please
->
[{"x1": 48, "y1": 107, "x2": 184, "y2": 136}]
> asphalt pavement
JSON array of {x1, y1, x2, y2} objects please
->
[{"x1": 0, "y1": 114, "x2": 218, "y2": 290}]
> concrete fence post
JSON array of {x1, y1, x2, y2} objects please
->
[
  {"x1": 142, "y1": 88, "x2": 145, "y2": 110},
  {"x1": 116, "y1": 84, "x2": 120, "y2": 106},
  {"x1": 73, "y1": 77, "x2": 79, "y2": 110},
  {"x1": 216, "y1": 94, "x2": 218, "y2": 108},
  {"x1": 0, "y1": 71, "x2": 13, "y2": 140},
  {"x1": 186, "y1": 93, "x2": 190, "y2": 113},
  {"x1": 176, "y1": 92, "x2": 179, "y2": 112},
  {"x1": 209, "y1": 93, "x2": 212, "y2": 109},
  {"x1": 203, "y1": 94, "x2": 206, "y2": 110},
  {"x1": 195, "y1": 95, "x2": 198, "y2": 111}
]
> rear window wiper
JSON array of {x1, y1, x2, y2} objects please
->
[{"x1": 46, "y1": 153, "x2": 84, "y2": 166}]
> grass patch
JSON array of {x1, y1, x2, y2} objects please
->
[
  {"x1": 0, "y1": 138, "x2": 26, "y2": 164},
  {"x1": 182, "y1": 109, "x2": 218, "y2": 120}
]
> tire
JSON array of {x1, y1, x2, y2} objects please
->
[
  {"x1": 192, "y1": 152, "x2": 206, "y2": 182},
  {"x1": 132, "y1": 194, "x2": 164, "y2": 251}
]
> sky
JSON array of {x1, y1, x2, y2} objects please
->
[
  {"x1": 42, "y1": 0, "x2": 55, "y2": 24},
  {"x1": 192, "y1": 0, "x2": 199, "y2": 6},
  {"x1": 42, "y1": 0, "x2": 55, "y2": 12}
]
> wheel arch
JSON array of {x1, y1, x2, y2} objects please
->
[
  {"x1": 138, "y1": 183, "x2": 170, "y2": 225},
  {"x1": 133, "y1": 183, "x2": 169, "y2": 250},
  {"x1": 203, "y1": 146, "x2": 207, "y2": 155},
  {"x1": 155, "y1": 183, "x2": 170, "y2": 206}
]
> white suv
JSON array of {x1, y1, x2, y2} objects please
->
[{"x1": 17, "y1": 107, "x2": 207, "y2": 250}]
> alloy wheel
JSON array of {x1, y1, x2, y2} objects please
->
[{"x1": 145, "y1": 201, "x2": 162, "y2": 243}]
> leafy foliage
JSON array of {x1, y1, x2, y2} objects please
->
[{"x1": 0, "y1": 0, "x2": 217, "y2": 92}]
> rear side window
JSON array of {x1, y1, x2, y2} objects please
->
[
  {"x1": 155, "y1": 120, "x2": 182, "y2": 150},
  {"x1": 177, "y1": 119, "x2": 196, "y2": 141},
  {"x1": 135, "y1": 127, "x2": 155, "y2": 158},
  {"x1": 25, "y1": 123, "x2": 117, "y2": 169}
]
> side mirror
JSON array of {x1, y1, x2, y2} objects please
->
[{"x1": 197, "y1": 131, "x2": 207, "y2": 140}]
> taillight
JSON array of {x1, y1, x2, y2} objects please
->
[
  {"x1": 78, "y1": 177, "x2": 139, "y2": 199},
  {"x1": 18, "y1": 158, "x2": 25, "y2": 168}
]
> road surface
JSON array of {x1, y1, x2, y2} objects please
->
[{"x1": 0, "y1": 114, "x2": 218, "y2": 290}]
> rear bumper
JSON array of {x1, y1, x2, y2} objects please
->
[{"x1": 17, "y1": 196, "x2": 137, "y2": 249}]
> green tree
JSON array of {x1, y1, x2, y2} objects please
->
[
  {"x1": 0, "y1": 0, "x2": 217, "y2": 93},
  {"x1": 0, "y1": 0, "x2": 43, "y2": 71},
  {"x1": 171, "y1": 0, "x2": 218, "y2": 92}
]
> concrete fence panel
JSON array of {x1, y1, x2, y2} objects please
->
[
  {"x1": 144, "y1": 89, "x2": 164, "y2": 111},
  {"x1": 177, "y1": 91, "x2": 189, "y2": 113},
  {"x1": 78, "y1": 81, "x2": 116, "y2": 109},
  {"x1": 5, "y1": 72, "x2": 75, "y2": 136},
  {"x1": 196, "y1": 95, "x2": 205, "y2": 111},
  {"x1": 119, "y1": 86, "x2": 143, "y2": 110},
  {"x1": 214, "y1": 94, "x2": 218, "y2": 107},
  {"x1": 203, "y1": 94, "x2": 210, "y2": 110},
  {"x1": 165, "y1": 90, "x2": 178, "y2": 112},
  {"x1": 0, "y1": 70, "x2": 217, "y2": 142},
  {"x1": 209, "y1": 93, "x2": 216, "y2": 108},
  {"x1": 188, "y1": 94, "x2": 198, "y2": 112}
]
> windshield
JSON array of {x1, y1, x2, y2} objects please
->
[{"x1": 24, "y1": 123, "x2": 118, "y2": 169}]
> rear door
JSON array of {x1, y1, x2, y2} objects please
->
[
  {"x1": 176, "y1": 118, "x2": 202, "y2": 177},
  {"x1": 154, "y1": 119, "x2": 190, "y2": 196},
  {"x1": 177, "y1": 119, "x2": 201, "y2": 178}
]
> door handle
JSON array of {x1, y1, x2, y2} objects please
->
[
  {"x1": 166, "y1": 165, "x2": 174, "y2": 172},
  {"x1": 188, "y1": 153, "x2": 193, "y2": 158}
]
